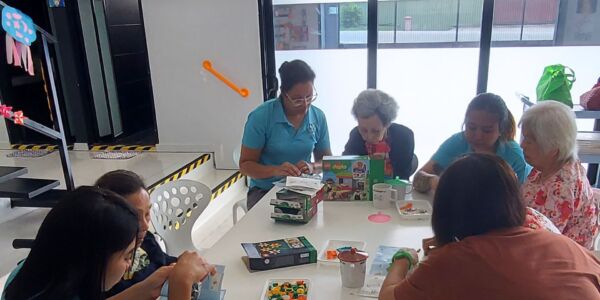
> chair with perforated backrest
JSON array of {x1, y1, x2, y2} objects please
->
[{"x1": 150, "y1": 179, "x2": 211, "y2": 256}]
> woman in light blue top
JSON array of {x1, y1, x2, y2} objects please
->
[
  {"x1": 414, "y1": 93, "x2": 530, "y2": 193},
  {"x1": 240, "y1": 60, "x2": 331, "y2": 209}
]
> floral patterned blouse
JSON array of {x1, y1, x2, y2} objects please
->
[
  {"x1": 522, "y1": 160, "x2": 598, "y2": 249},
  {"x1": 524, "y1": 207, "x2": 560, "y2": 233}
]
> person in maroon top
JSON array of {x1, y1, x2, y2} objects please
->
[{"x1": 379, "y1": 153, "x2": 600, "y2": 300}]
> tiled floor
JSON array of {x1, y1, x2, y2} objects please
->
[{"x1": 0, "y1": 150, "x2": 225, "y2": 277}]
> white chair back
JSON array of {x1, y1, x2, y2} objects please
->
[{"x1": 150, "y1": 179, "x2": 211, "y2": 255}]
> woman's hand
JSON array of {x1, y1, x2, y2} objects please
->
[
  {"x1": 397, "y1": 248, "x2": 420, "y2": 266},
  {"x1": 271, "y1": 162, "x2": 302, "y2": 177},
  {"x1": 138, "y1": 265, "x2": 172, "y2": 299},
  {"x1": 108, "y1": 266, "x2": 173, "y2": 300},
  {"x1": 171, "y1": 251, "x2": 216, "y2": 285},
  {"x1": 379, "y1": 248, "x2": 419, "y2": 300},
  {"x1": 422, "y1": 237, "x2": 438, "y2": 256},
  {"x1": 167, "y1": 251, "x2": 216, "y2": 300},
  {"x1": 296, "y1": 160, "x2": 314, "y2": 174},
  {"x1": 413, "y1": 171, "x2": 439, "y2": 193}
]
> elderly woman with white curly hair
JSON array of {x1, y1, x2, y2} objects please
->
[
  {"x1": 521, "y1": 100, "x2": 598, "y2": 249},
  {"x1": 343, "y1": 89, "x2": 415, "y2": 179}
]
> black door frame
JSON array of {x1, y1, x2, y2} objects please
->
[{"x1": 258, "y1": 0, "x2": 278, "y2": 100}]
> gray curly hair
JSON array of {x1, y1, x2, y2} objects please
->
[{"x1": 351, "y1": 89, "x2": 398, "y2": 126}]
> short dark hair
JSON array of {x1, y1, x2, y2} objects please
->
[
  {"x1": 464, "y1": 93, "x2": 516, "y2": 141},
  {"x1": 278, "y1": 60, "x2": 315, "y2": 93},
  {"x1": 5, "y1": 186, "x2": 138, "y2": 300},
  {"x1": 96, "y1": 170, "x2": 146, "y2": 196},
  {"x1": 432, "y1": 153, "x2": 525, "y2": 246}
]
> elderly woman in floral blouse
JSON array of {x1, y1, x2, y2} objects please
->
[{"x1": 520, "y1": 100, "x2": 599, "y2": 249}]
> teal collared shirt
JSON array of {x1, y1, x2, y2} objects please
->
[
  {"x1": 242, "y1": 98, "x2": 330, "y2": 190},
  {"x1": 432, "y1": 132, "x2": 531, "y2": 183},
  {"x1": 1, "y1": 261, "x2": 80, "y2": 300}
]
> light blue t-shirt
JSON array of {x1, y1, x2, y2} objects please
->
[
  {"x1": 242, "y1": 98, "x2": 330, "y2": 190},
  {"x1": 431, "y1": 132, "x2": 531, "y2": 183}
]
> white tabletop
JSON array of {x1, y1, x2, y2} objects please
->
[{"x1": 203, "y1": 187, "x2": 434, "y2": 299}]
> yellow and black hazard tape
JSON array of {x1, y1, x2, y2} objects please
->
[
  {"x1": 211, "y1": 171, "x2": 245, "y2": 201},
  {"x1": 91, "y1": 145, "x2": 156, "y2": 152},
  {"x1": 147, "y1": 154, "x2": 211, "y2": 193},
  {"x1": 11, "y1": 144, "x2": 73, "y2": 151}
]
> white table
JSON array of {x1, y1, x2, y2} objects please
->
[{"x1": 203, "y1": 188, "x2": 433, "y2": 299}]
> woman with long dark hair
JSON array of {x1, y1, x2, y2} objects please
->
[
  {"x1": 2, "y1": 186, "x2": 214, "y2": 300},
  {"x1": 379, "y1": 154, "x2": 600, "y2": 299},
  {"x1": 413, "y1": 93, "x2": 529, "y2": 192},
  {"x1": 3, "y1": 187, "x2": 141, "y2": 300},
  {"x1": 96, "y1": 170, "x2": 177, "y2": 297}
]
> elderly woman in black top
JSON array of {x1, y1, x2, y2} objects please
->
[{"x1": 343, "y1": 89, "x2": 415, "y2": 179}]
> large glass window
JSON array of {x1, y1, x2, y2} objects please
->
[
  {"x1": 377, "y1": 0, "x2": 484, "y2": 162},
  {"x1": 268, "y1": 0, "x2": 600, "y2": 162},
  {"x1": 488, "y1": 0, "x2": 600, "y2": 134}
]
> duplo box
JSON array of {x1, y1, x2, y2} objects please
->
[{"x1": 321, "y1": 155, "x2": 385, "y2": 201}]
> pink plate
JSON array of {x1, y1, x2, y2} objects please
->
[{"x1": 368, "y1": 212, "x2": 391, "y2": 223}]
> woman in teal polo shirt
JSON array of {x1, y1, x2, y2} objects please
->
[
  {"x1": 240, "y1": 60, "x2": 331, "y2": 209},
  {"x1": 413, "y1": 93, "x2": 530, "y2": 193}
]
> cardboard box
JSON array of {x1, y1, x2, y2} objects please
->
[
  {"x1": 322, "y1": 155, "x2": 370, "y2": 201},
  {"x1": 369, "y1": 158, "x2": 386, "y2": 199},
  {"x1": 241, "y1": 236, "x2": 317, "y2": 271},
  {"x1": 270, "y1": 189, "x2": 319, "y2": 223}
]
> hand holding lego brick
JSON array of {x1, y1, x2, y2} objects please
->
[
  {"x1": 272, "y1": 162, "x2": 302, "y2": 177},
  {"x1": 295, "y1": 160, "x2": 313, "y2": 174}
]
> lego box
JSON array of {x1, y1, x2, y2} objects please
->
[
  {"x1": 271, "y1": 189, "x2": 319, "y2": 223},
  {"x1": 270, "y1": 188, "x2": 320, "y2": 223},
  {"x1": 241, "y1": 236, "x2": 317, "y2": 271},
  {"x1": 322, "y1": 155, "x2": 370, "y2": 201}
]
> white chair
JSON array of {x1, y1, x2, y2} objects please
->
[
  {"x1": 150, "y1": 179, "x2": 211, "y2": 256},
  {"x1": 232, "y1": 145, "x2": 248, "y2": 225},
  {"x1": 232, "y1": 199, "x2": 248, "y2": 225}
]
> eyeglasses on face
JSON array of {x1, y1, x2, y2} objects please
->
[{"x1": 285, "y1": 91, "x2": 318, "y2": 106}]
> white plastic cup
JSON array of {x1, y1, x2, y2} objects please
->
[{"x1": 372, "y1": 183, "x2": 397, "y2": 208}]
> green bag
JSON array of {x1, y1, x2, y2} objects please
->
[{"x1": 536, "y1": 64, "x2": 576, "y2": 108}]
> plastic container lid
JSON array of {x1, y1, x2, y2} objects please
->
[
  {"x1": 385, "y1": 176, "x2": 410, "y2": 186},
  {"x1": 337, "y1": 247, "x2": 369, "y2": 263}
]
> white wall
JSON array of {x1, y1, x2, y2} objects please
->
[{"x1": 142, "y1": 0, "x2": 264, "y2": 169}]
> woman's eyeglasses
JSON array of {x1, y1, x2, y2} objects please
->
[{"x1": 285, "y1": 91, "x2": 318, "y2": 106}]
